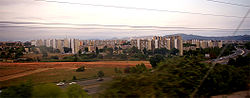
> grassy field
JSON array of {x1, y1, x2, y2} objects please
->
[
  {"x1": 0, "y1": 67, "x2": 117, "y2": 87},
  {"x1": 0, "y1": 66, "x2": 35, "y2": 77},
  {"x1": 0, "y1": 61, "x2": 150, "y2": 87}
]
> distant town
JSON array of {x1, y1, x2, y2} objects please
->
[{"x1": 0, "y1": 34, "x2": 249, "y2": 62}]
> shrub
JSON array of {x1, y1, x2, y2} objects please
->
[
  {"x1": 32, "y1": 83, "x2": 64, "y2": 98},
  {"x1": 50, "y1": 56, "x2": 59, "y2": 60},
  {"x1": 66, "y1": 84, "x2": 88, "y2": 98},
  {"x1": 72, "y1": 76, "x2": 77, "y2": 81},
  {"x1": 97, "y1": 71, "x2": 104, "y2": 78},
  {"x1": 76, "y1": 66, "x2": 85, "y2": 72},
  {"x1": 0, "y1": 81, "x2": 33, "y2": 98}
]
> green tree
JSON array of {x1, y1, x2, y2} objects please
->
[
  {"x1": 32, "y1": 83, "x2": 64, "y2": 98},
  {"x1": 96, "y1": 47, "x2": 99, "y2": 55},
  {"x1": 97, "y1": 71, "x2": 104, "y2": 78},
  {"x1": 142, "y1": 48, "x2": 148, "y2": 55},
  {"x1": 129, "y1": 46, "x2": 140, "y2": 54},
  {"x1": 245, "y1": 42, "x2": 250, "y2": 49},
  {"x1": 114, "y1": 67, "x2": 122, "y2": 74},
  {"x1": 72, "y1": 76, "x2": 77, "y2": 81},
  {"x1": 149, "y1": 54, "x2": 165, "y2": 68},
  {"x1": 170, "y1": 48, "x2": 179, "y2": 55},
  {"x1": 42, "y1": 52, "x2": 48, "y2": 58},
  {"x1": 129, "y1": 63, "x2": 147, "y2": 73},
  {"x1": 0, "y1": 81, "x2": 33, "y2": 98},
  {"x1": 78, "y1": 49, "x2": 82, "y2": 55},
  {"x1": 106, "y1": 48, "x2": 113, "y2": 56},
  {"x1": 63, "y1": 47, "x2": 72, "y2": 53},
  {"x1": 84, "y1": 47, "x2": 88, "y2": 52},
  {"x1": 198, "y1": 64, "x2": 248, "y2": 96},
  {"x1": 227, "y1": 58, "x2": 236, "y2": 65},
  {"x1": 76, "y1": 66, "x2": 85, "y2": 72},
  {"x1": 51, "y1": 56, "x2": 59, "y2": 60},
  {"x1": 114, "y1": 46, "x2": 118, "y2": 51},
  {"x1": 66, "y1": 84, "x2": 89, "y2": 98},
  {"x1": 54, "y1": 49, "x2": 60, "y2": 53}
]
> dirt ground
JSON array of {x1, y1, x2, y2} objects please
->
[{"x1": 0, "y1": 61, "x2": 151, "y2": 81}]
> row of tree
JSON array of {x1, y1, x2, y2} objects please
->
[{"x1": 102, "y1": 54, "x2": 250, "y2": 97}]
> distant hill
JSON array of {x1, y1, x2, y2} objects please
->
[{"x1": 167, "y1": 34, "x2": 250, "y2": 40}]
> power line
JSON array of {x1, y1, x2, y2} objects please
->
[
  {"x1": 206, "y1": 0, "x2": 250, "y2": 8},
  {"x1": 1, "y1": 21, "x2": 250, "y2": 31},
  {"x1": 34, "y1": 0, "x2": 249, "y2": 19},
  {"x1": 190, "y1": 8, "x2": 250, "y2": 98}
]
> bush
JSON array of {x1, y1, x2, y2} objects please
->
[
  {"x1": 0, "y1": 81, "x2": 33, "y2": 98},
  {"x1": 76, "y1": 66, "x2": 85, "y2": 72},
  {"x1": 32, "y1": 83, "x2": 64, "y2": 98},
  {"x1": 66, "y1": 84, "x2": 88, "y2": 98},
  {"x1": 149, "y1": 54, "x2": 165, "y2": 68},
  {"x1": 50, "y1": 56, "x2": 59, "y2": 60},
  {"x1": 114, "y1": 68, "x2": 122, "y2": 74},
  {"x1": 97, "y1": 71, "x2": 104, "y2": 78},
  {"x1": 72, "y1": 76, "x2": 77, "y2": 81},
  {"x1": 198, "y1": 64, "x2": 248, "y2": 96}
]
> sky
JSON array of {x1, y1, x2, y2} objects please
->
[{"x1": 0, "y1": 0, "x2": 250, "y2": 41}]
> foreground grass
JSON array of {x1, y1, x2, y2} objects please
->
[{"x1": 0, "y1": 67, "x2": 115, "y2": 87}]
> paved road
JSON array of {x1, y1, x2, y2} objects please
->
[
  {"x1": 212, "y1": 48, "x2": 249, "y2": 64},
  {"x1": 59, "y1": 77, "x2": 112, "y2": 94}
]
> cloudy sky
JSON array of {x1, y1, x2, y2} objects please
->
[{"x1": 0, "y1": 0, "x2": 250, "y2": 41}]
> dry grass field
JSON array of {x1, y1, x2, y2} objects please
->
[{"x1": 0, "y1": 61, "x2": 151, "y2": 87}]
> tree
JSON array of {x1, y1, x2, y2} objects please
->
[
  {"x1": 114, "y1": 46, "x2": 118, "y2": 51},
  {"x1": 78, "y1": 49, "x2": 82, "y2": 55},
  {"x1": 129, "y1": 63, "x2": 147, "y2": 74},
  {"x1": 227, "y1": 58, "x2": 236, "y2": 65},
  {"x1": 234, "y1": 55, "x2": 250, "y2": 67},
  {"x1": 198, "y1": 64, "x2": 248, "y2": 96},
  {"x1": 96, "y1": 47, "x2": 99, "y2": 55},
  {"x1": 84, "y1": 47, "x2": 88, "y2": 52},
  {"x1": 42, "y1": 52, "x2": 48, "y2": 58},
  {"x1": 149, "y1": 54, "x2": 165, "y2": 68},
  {"x1": 124, "y1": 67, "x2": 131, "y2": 73},
  {"x1": 143, "y1": 48, "x2": 147, "y2": 54},
  {"x1": 129, "y1": 46, "x2": 140, "y2": 54},
  {"x1": 244, "y1": 42, "x2": 250, "y2": 50},
  {"x1": 73, "y1": 54, "x2": 78, "y2": 62},
  {"x1": 76, "y1": 66, "x2": 85, "y2": 72},
  {"x1": 170, "y1": 48, "x2": 179, "y2": 55},
  {"x1": 72, "y1": 76, "x2": 77, "y2": 81},
  {"x1": 0, "y1": 52, "x2": 6, "y2": 58},
  {"x1": 50, "y1": 56, "x2": 59, "y2": 59},
  {"x1": 54, "y1": 49, "x2": 60, "y2": 53},
  {"x1": 114, "y1": 68, "x2": 122, "y2": 74},
  {"x1": 32, "y1": 83, "x2": 63, "y2": 98},
  {"x1": 0, "y1": 81, "x2": 33, "y2": 98},
  {"x1": 154, "y1": 48, "x2": 168, "y2": 55},
  {"x1": 63, "y1": 47, "x2": 72, "y2": 53},
  {"x1": 66, "y1": 84, "x2": 88, "y2": 98},
  {"x1": 97, "y1": 71, "x2": 104, "y2": 78},
  {"x1": 106, "y1": 48, "x2": 113, "y2": 56}
]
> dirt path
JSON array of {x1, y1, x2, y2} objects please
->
[{"x1": 0, "y1": 68, "x2": 51, "y2": 81}]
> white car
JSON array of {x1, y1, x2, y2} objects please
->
[
  {"x1": 56, "y1": 82, "x2": 65, "y2": 86},
  {"x1": 69, "y1": 82, "x2": 76, "y2": 85}
]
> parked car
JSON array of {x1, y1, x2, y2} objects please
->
[
  {"x1": 69, "y1": 82, "x2": 76, "y2": 85},
  {"x1": 97, "y1": 78, "x2": 103, "y2": 81},
  {"x1": 56, "y1": 82, "x2": 65, "y2": 86}
]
